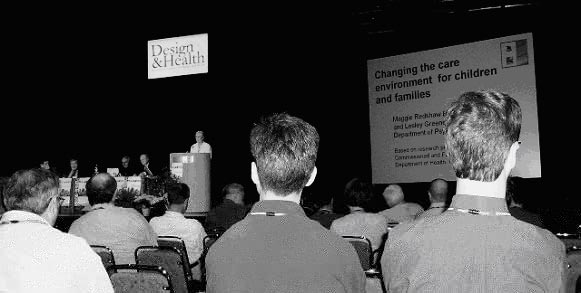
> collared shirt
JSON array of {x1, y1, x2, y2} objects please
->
[
  {"x1": 150, "y1": 211, "x2": 207, "y2": 263},
  {"x1": 382, "y1": 194, "x2": 567, "y2": 293},
  {"x1": 330, "y1": 211, "x2": 388, "y2": 252},
  {"x1": 379, "y1": 202, "x2": 424, "y2": 223},
  {"x1": 0, "y1": 210, "x2": 113, "y2": 293},
  {"x1": 190, "y1": 142, "x2": 212, "y2": 158},
  {"x1": 205, "y1": 199, "x2": 249, "y2": 232},
  {"x1": 206, "y1": 200, "x2": 366, "y2": 293},
  {"x1": 414, "y1": 203, "x2": 447, "y2": 220},
  {"x1": 68, "y1": 203, "x2": 158, "y2": 264}
]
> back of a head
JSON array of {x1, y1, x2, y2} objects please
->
[
  {"x1": 222, "y1": 183, "x2": 244, "y2": 201},
  {"x1": 86, "y1": 173, "x2": 117, "y2": 206},
  {"x1": 249, "y1": 113, "x2": 320, "y2": 196},
  {"x1": 429, "y1": 178, "x2": 448, "y2": 203},
  {"x1": 383, "y1": 184, "x2": 404, "y2": 208},
  {"x1": 445, "y1": 90, "x2": 522, "y2": 181},
  {"x1": 3, "y1": 168, "x2": 59, "y2": 215},
  {"x1": 166, "y1": 182, "x2": 190, "y2": 205},
  {"x1": 344, "y1": 178, "x2": 374, "y2": 211}
]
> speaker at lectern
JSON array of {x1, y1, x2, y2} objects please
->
[{"x1": 169, "y1": 153, "x2": 210, "y2": 216}]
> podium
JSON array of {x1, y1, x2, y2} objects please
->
[{"x1": 169, "y1": 153, "x2": 211, "y2": 216}]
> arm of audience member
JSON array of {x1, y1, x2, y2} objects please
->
[{"x1": 187, "y1": 221, "x2": 207, "y2": 266}]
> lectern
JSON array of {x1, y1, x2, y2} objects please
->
[{"x1": 169, "y1": 153, "x2": 210, "y2": 216}]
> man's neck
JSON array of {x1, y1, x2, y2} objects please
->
[
  {"x1": 168, "y1": 205, "x2": 185, "y2": 214},
  {"x1": 260, "y1": 190, "x2": 301, "y2": 204},
  {"x1": 455, "y1": 177, "x2": 507, "y2": 199},
  {"x1": 429, "y1": 201, "x2": 447, "y2": 208}
]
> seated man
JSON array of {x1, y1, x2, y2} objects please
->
[
  {"x1": 68, "y1": 173, "x2": 158, "y2": 264},
  {"x1": 119, "y1": 155, "x2": 138, "y2": 177},
  {"x1": 205, "y1": 182, "x2": 249, "y2": 232},
  {"x1": 415, "y1": 178, "x2": 449, "y2": 220},
  {"x1": 382, "y1": 90, "x2": 566, "y2": 292},
  {"x1": 379, "y1": 184, "x2": 423, "y2": 223},
  {"x1": 330, "y1": 177, "x2": 388, "y2": 253},
  {"x1": 0, "y1": 168, "x2": 112, "y2": 292},
  {"x1": 206, "y1": 113, "x2": 365, "y2": 292},
  {"x1": 149, "y1": 182, "x2": 207, "y2": 280}
]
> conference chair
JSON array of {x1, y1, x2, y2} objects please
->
[
  {"x1": 200, "y1": 231, "x2": 222, "y2": 288},
  {"x1": 90, "y1": 245, "x2": 117, "y2": 276},
  {"x1": 342, "y1": 235, "x2": 387, "y2": 293},
  {"x1": 109, "y1": 264, "x2": 173, "y2": 293},
  {"x1": 135, "y1": 246, "x2": 192, "y2": 293},
  {"x1": 157, "y1": 236, "x2": 203, "y2": 291},
  {"x1": 557, "y1": 232, "x2": 581, "y2": 252},
  {"x1": 566, "y1": 247, "x2": 581, "y2": 293}
]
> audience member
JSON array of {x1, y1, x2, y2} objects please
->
[
  {"x1": 309, "y1": 192, "x2": 344, "y2": 229},
  {"x1": 382, "y1": 90, "x2": 566, "y2": 292},
  {"x1": 0, "y1": 168, "x2": 113, "y2": 292},
  {"x1": 68, "y1": 172, "x2": 158, "y2": 264},
  {"x1": 206, "y1": 113, "x2": 365, "y2": 292},
  {"x1": 415, "y1": 178, "x2": 449, "y2": 219},
  {"x1": 190, "y1": 130, "x2": 212, "y2": 159},
  {"x1": 379, "y1": 184, "x2": 423, "y2": 223},
  {"x1": 506, "y1": 176, "x2": 545, "y2": 228},
  {"x1": 119, "y1": 155, "x2": 137, "y2": 177},
  {"x1": 205, "y1": 182, "x2": 249, "y2": 232},
  {"x1": 330, "y1": 177, "x2": 389, "y2": 253},
  {"x1": 150, "y1": 182, "x2": 206, "y2": 280}
]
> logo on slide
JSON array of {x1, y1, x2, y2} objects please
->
[{"x1": 501, "y1": 39, "x2": 529, "y2": 68}]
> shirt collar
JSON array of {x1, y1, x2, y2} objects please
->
[
  {"x1": 0, "y1": 210, "x2": 50, "y2": 225},
  {"x1": 163, "y1": 211, "x2": 185, "y2": 218},
  {"x1": 90, "y1": 203, "x2": 115, "y2": 211},
  {"x1": 249, "y1": 200, "x2": 306, "y2": 217},
  {"x1": 450, "y1": 194, "x2": 509, "y2": 214}
]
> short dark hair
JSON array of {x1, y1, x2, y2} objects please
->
[
  {"x1": 221, "y1": 183, "x2": 244, "y2": 197},
  {"x1": 445, "y1": 90, "x2": 521, "y2": 181},
  {"x1": 166, "y1": 183, "x2": 190, "y2": 205},
  {"x1": 86, "y1": 173, "x2": 117, "y2": 206},
  {"x1": 3, "y1": 168, "x2": 60, "y2": 214},
  {"x1": 249, "y1": 113, "x2": 319, "y2": 196},
  {"x1": 343, "y1": 178, "x2": 374, "y2": 210}
]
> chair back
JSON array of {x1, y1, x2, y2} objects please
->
[
  {"x1": 135, "y1": 246, "x2": 191, "y2": 293},
  {"x1": 109, "y1": 264, "x2": 173, "y2": 293},
  {"x1": 200, "y1": 232, "x2": 222, "y2": 287},
  {"x1": 91, "y1": 245, "x2": 117, "y2": 276},
  {"x1": 158, "y1": 236, "x2": 194, "y2": 267},
  {"x1": 343, "y1": 235, "x2": 373, "y2": 270},
  {"x1": 566, "y1": 248, "x2": 581, "y2": 293}
]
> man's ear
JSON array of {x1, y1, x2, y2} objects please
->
[
  {"x1": 505, "y1": 141, "x2": 520, "y2": 172},
  {"x1": 305, "y1": 166, "x2": 317, "y2": 187},
  {"x1": 251, "y1": 162, "x2": 260, "y2": 187}
]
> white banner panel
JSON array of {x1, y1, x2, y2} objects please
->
[
  {"x1": 148, "y1": 33, "x2": 208, "y2": 79},
  {"x1": 367, "y1": 32, "x2": 541, "y2": 184}
]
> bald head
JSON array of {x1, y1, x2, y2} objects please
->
[
  {"x1": 86, "y1": 173, "x2": 117, "y2": 206},
  {"x1": 383, "y1": 184, "x2": 404, "y2": 207},
  {"x1": 428, "y1": 178, "x2": 448, "y2": 203}
]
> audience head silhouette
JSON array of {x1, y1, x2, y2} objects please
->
[
  {"x1": 383, "y1": 184, "x2": 404, "y2": 208},
  {"x1": 343, "y1": 178, "x2": 374, "y2": 211},
  {"x1": 3, "y1": 168, "x2": 61, "y2": 225},
  {"x1": 86, "y1": 173, "x2": 117, "y2": 206},
  {"x1": 166, "y1": 182, "x2": 190, "y2": 213},
  {"x1": 249, "y1": 112, "x2": 319, "y2": 200},
  {"x1": 428, "y1": 178, "x2": 448, "y2": 204},
  {"x1": 445, "y1": 90, "x2": 521, "y2": 182},
  {"x1": 222, "y1": 182, "x2": 245, "y2": 205}
]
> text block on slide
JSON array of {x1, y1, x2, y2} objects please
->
[
  {"x1": 148, "y1": 33, "x2": 208, "y2": 79},
  {"x1": 367, "y1": 32, "x2": 540, "y2": 184}
]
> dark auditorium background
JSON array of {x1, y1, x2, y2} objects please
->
[{"x1": 1, "y1": 1, "x2": 578, "y2": 232}]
